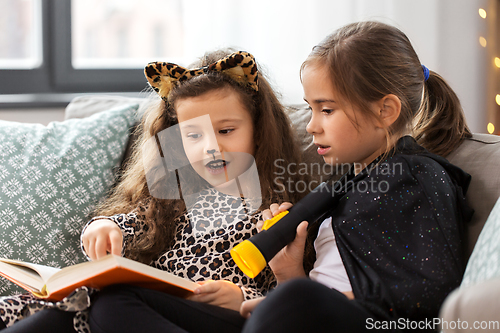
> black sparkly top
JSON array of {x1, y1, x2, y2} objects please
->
[{"x1": 326, "y1": 136, "x2": 473, "y2": 323}]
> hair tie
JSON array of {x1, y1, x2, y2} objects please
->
[
  {"x1": 421, "y1": 65, "x2": 430, "y2": 82},
  {"x1": 144, "y1": 51, "x2": 259, "y2": 100}
]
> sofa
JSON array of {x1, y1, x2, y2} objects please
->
[{"x1": 1, "y1": 94, "x2": 499, "y2": 331}]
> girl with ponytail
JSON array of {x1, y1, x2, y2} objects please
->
[{"x1": 241, "y1": 21, "x2": 473, "y2": 333}]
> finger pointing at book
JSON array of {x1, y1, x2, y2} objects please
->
[{"x1": 82, "y1": 219, "x2": 123, "y2": 260}]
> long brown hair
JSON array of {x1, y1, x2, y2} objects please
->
[
  {"x1": 301, "y1": 21, "x2": 471, "y2": 157},
  {"x1": 94, "y1": 49, "x2": 307, "y2": 264}
]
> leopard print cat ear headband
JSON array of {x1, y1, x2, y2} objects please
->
[{"x1": 144, "y1": 51, "x2": 259, "y2": 100}]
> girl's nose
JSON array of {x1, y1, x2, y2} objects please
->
[
  {"x1": 205, "y1": 138, "x2": 222, "y2": 158},
  {"x1": 204, "y1": 132, "x2": 219, "y2": 153},
  {"x1": 306, "y1": 112, "x2": 322, "y2": 135},
  {"x1": 206, "y1": 148, "x2": 219, "y2": 159}
]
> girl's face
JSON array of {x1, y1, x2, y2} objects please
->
[
  {"x1": 302, "y1": 63, "x2": 386, "y2": 173},
  {"x1": 175, "y1": 88, "x2": 255, "y2": 188}
]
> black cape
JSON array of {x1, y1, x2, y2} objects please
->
[{"x1": 324, "y1": 136, "x2": 473, "y2": 324}]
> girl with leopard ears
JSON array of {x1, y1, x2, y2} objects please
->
[
  {"x1": 79, "y1": 49, "x2": 308, "y2": 332},
  {"x1": 0, "y1": 49, "x2": 308, "y2": 333}
]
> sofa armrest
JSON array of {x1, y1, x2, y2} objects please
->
[
  {"x1": 446, "y1": 134, "x2": 500, "y2": 258},
  {"x1": 439, "y1": 277, "x2": 500, "y2": 332}
]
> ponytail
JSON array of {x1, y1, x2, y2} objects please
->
[{"x1": 413, "y1": 71, "x2": 472, "y2": 157}]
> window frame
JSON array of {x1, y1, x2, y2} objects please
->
[{"x1": 0, "y1": 0, "x2": 147, "y2": 108}]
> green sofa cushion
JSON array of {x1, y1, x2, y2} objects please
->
[{"x1": 0, "y1": 104, "x2": 138, "y2": 295}]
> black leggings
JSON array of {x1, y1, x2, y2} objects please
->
[
  {"x1": 242, "y1": 278, "x2": 382, "y2": 333},
  {"x1": 0, "y1": 280, "x2": 384, "y2": 333},
  {"x1": 89, "y1": 284, "x2": 246, "y2": 333},
  {"x1": 0, "y1": 308, "x2": 76, "y2": 332}
]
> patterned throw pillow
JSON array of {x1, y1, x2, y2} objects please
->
[
  {"x1": 0, "y1": 104, "x2": 138, "y2": 295},
  {"x1": 461, "y1": 196, "x2": 500, "y2": 288}
]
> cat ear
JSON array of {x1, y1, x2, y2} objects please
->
[
  {"x1": 207, "y1": 51, "x2": 259, "y2": 92},
  {"x1": 144, "y1": 62, "x2": 202, "y2": 100}
]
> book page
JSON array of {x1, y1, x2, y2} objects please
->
[
  {"x1": 0, "y1": 260, "x2": 60, "y2": 292},
  {"x1": 0, "y1": 258, "x2": 60, "y2": 282}
]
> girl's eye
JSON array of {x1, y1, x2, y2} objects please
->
[
  {"x1": 322, "y1": 109, "x2": 334, "y2": 115},
  {"x1": 187, "y1": 133, "x2": 202, "y2": 140},
  {"x1": 219, "y1": 128, "x2": 234, "y2": 135}
]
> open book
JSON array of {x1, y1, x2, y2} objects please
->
[{"x1": 0, "y1": 255, "x2": 198, "y2": 301}]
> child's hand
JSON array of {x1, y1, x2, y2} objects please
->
[
  {"x1": 258, "y1": 202, "x2": 293, "y2": 231},
  {"x1": 82, "y1": 219, "x2": 123, "y2": 260},
  {"x1": 261, "y1": 203, "x2": 308, "y2": 283},
  {"x1": 188, "y1": 280, "x2": 244, "y2": 311},
  {"x1": 240, "y1": 296, "x2": 265, "y2": 318}
]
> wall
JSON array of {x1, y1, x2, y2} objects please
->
[{"x1": 436, "y1": 0, "x2": 489, "y2": 133}]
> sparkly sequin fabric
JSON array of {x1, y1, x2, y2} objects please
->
[{"x1": 327, "y1": 136, "x2": 473, "y2": 322}]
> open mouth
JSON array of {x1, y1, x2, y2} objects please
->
[
  {"x1": 315, "y1": 143, "x2": 331, "y2": 155},
  {"x1": 205, "y1": 159, "x2": 229, "y2": 175}
]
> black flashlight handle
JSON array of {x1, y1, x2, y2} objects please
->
[{"x1": 250, "y1": 181, "x2": 335, "y2": 263}]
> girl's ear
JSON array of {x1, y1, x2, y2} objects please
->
[{"x1": 377, "y1": 94, "x2": 401, "y2": 128}]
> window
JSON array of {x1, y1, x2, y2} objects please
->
[
  {"x1": 0, "y1": 0, "x2": 331, "y2": 106},
  {"x1": 0, "y1": 0, "x2": 154, "y2": 105},
  {"x1": 0, "y1": 0, "x2": 53, "y2": 100},
  {"x1": 72, "y1": 0, "x2": 184, "y2": 69},
  {"x1": 0, "y1": 0, "x2": 412, "y2": 107},
  {"x1": 0, "y1": 0, "x2": 42, "y2": 69}
]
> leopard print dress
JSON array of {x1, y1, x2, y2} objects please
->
[{"x1": 0, "y1": 188, "x2": 276, "y2": 332}]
